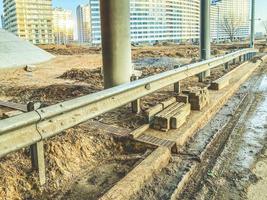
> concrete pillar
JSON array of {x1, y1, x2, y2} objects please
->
[
  {"x1": 199, "y1": 0, "x2": 211, "y2": 82},
  {"x1": 100, "y1": 0, "x2": 132, "y2": 88},
  {"x1": 250, "y1": 0, "x2": 255, "y2": 48}
]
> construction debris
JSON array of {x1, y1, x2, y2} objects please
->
[
  {"x1": 144, "y1": 97, "x2": 178, "y2": 123},
  {"x1": 170, "y1": 103, "x2": 191, "y2": 129},
  {"x1": 209, "y1": 76, "x2": 230, "y2": 90},
  {"x1": 183, "y1": 87, "x2": 210, "y2": 111},
  {"x1": 25, "y1": 65, "x2": 37, "y2": 72},
  {"x1": 176, "y1": 94, "x2": 189, "y2": 104},
  {"x1": 154, "y1": 102, "x2": 184, "y2": 131},
  {"x1": 153, "y1": 102, "x2": 191, "y2": 132}
]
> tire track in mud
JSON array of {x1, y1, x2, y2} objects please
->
[{"x1": 133, "y1": 61, "x2": 267, "y2": 200}]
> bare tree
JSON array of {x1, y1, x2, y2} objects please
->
[{"x1": 220, "y1": 16, "x2": 242, "y2": 42}]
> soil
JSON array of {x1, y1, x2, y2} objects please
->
[
  {"x1": 192, "y1": 60, "x2": 267, "y2": 200},
  {"x1": 0, "y1": 43, "x2": 266, "y2": 200},
  {"x1": 0, "y1": 123, "x2": 137, "y2": 200},
  {"x1": 247, "y1": 148, "x2": 267, "y2": 200},
  {"x1": 132, "y1": 58, "x2": 267, "y2": 200}
]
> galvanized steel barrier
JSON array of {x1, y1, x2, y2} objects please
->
[{"x1": 0, "y1": 48, "x2": 257, "y2": 184}]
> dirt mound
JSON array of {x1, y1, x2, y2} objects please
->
[
  {"x1": 1, "y1": 84, "x2": 99, "y2": 105},
  {"x1": 58, "y1": 68, "x2": 104, "y2": 90},
  {"x1": 139, "y1": 66, "x2": 169, "y2": 79},
  {"x1": 39, "y1": 45, "x2": 101, "y2": 55},
  {"x1": 133, "y1": 47, "x2": 199, "y2": 59},
  {"x1": 59, "y1": 66, "x2": 170, "y2": 83},
  {"x1": 0, "y1": 123, "x2": 133, "y2": 200}
]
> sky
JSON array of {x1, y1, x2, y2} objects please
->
[{"x1": 0, "y1": 0, "x2": 266, "y2": 37}]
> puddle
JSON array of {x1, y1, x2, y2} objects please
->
[
  {"x1": 258, "y1": 75, "x2": 267, "y2": 92},
  {"x1": 234, "y1": 76, "x2": 267, "y2": 169}
]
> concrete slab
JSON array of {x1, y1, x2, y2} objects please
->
[{"x1": 0, "y1": 29, "x2": 54, "y2": 69}]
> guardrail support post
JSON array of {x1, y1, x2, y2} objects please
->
[
  {"x1": 130, "y1": 75, "x2": 141, "y2": 113},
  {"x1": 239, "y1": 56, "x2": 242, "y2": 62},
  {"x1": 27, "y1": 102, "x2": 46, "y2": 185},
  {"x1": 30, "y1": 141, "x2": 46, "y2": 185},
  {"x1": 225, "y1": 62, "x2": 229, "y2": 70},
  {"x1": 233, "y1": 58, "x2": 236, "y2": 65},
  {"x1": 100, "y1": 0, "x2": 132, "y2": 89},
  {"x1": 243, "y1": 54, "x2": 247, "y2": 61},
  {"x1": 131, "y1": 99, "x2": 141, "y2": 113},
  {"x1": 199, "y1": 0, "x2": 211, "y2": 82},
  {"x1": 174, "y1": 82, "x2": 181, "y2": 93}
]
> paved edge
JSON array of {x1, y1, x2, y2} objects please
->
[{"x1": 99, "y1": 147, "x2": 171, "y2": 200}]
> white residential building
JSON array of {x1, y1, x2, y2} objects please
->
[
  {"x1": 2, "y1": 0, "x2": 53, "y2": 44},
  {"x1": 1, "y1": 15, "x2": 5, "y2": 29},
  {"x1": 53, "y1": 8, "x2": 74, "y2": 44},
  {"x1": 77, "y1": 4, "x2": 91, "y2": 44},
  {"x1": 211, "y1": 0, "x2": 250, "y2": 41},
  {"x1": 89, "y1": 0, "x2": 200, "y2": 45}
]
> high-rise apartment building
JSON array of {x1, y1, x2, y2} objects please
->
[
  {"x1": 77, "y1": 4, "x2": 91, "y2": 44},
  {"x1": 89, "y1": 0, "x2": 200, "y2": 45},
  {"x1": 2, "y1": 0, "x2": 53, "y2": 44},
  {"x1": 211, "y1": 0, "x2": 250, "y2": 41},
  {"x1": 1, "y1": 15, "x2": 4, "y2": 29},
  {"x1": 53, "y1": 8, "x2": 74, "y2": 44}
]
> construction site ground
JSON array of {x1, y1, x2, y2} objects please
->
[{"x1": 0, "y1": 43, "x2": 266, "y2": 200}]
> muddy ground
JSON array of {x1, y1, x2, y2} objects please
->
[
  {"x1": 0, "y1": 43, "x2": 266, "y2": 200},
  {"x1": 193, "y1": 61, "x2": 267, "y2": 200},
  {"x1": 131, "y1": 56, "x2": 267, "y2": 200}
]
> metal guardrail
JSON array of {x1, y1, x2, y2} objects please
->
[{"x1": 0, "y1": 48, "x2": 257, "y2": 159}]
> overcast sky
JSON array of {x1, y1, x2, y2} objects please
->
[{"x1": 0, "y1": 0, "x2": 266, "y2": 38}]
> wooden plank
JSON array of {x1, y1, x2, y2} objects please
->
[
  {"x1": 0, "y1": 100, "x2": 27, "y2": 112},
  {"x1": 2, "y1": 110, "x2": 24, "y2": 118},
  {"x1": 129, "y1": 124, "x2": 150, "y2": 139},
  {"x1": 83, "y1": 121, "x2": 131, "y2": 138}
]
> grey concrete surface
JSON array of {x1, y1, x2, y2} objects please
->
[{"x1": 0, "y1": 29, "x2": 54, "y2": 69}]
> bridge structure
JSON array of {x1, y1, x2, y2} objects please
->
[{"x1": 0, "y1": 0, "x2": 258, "y2": 186}]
